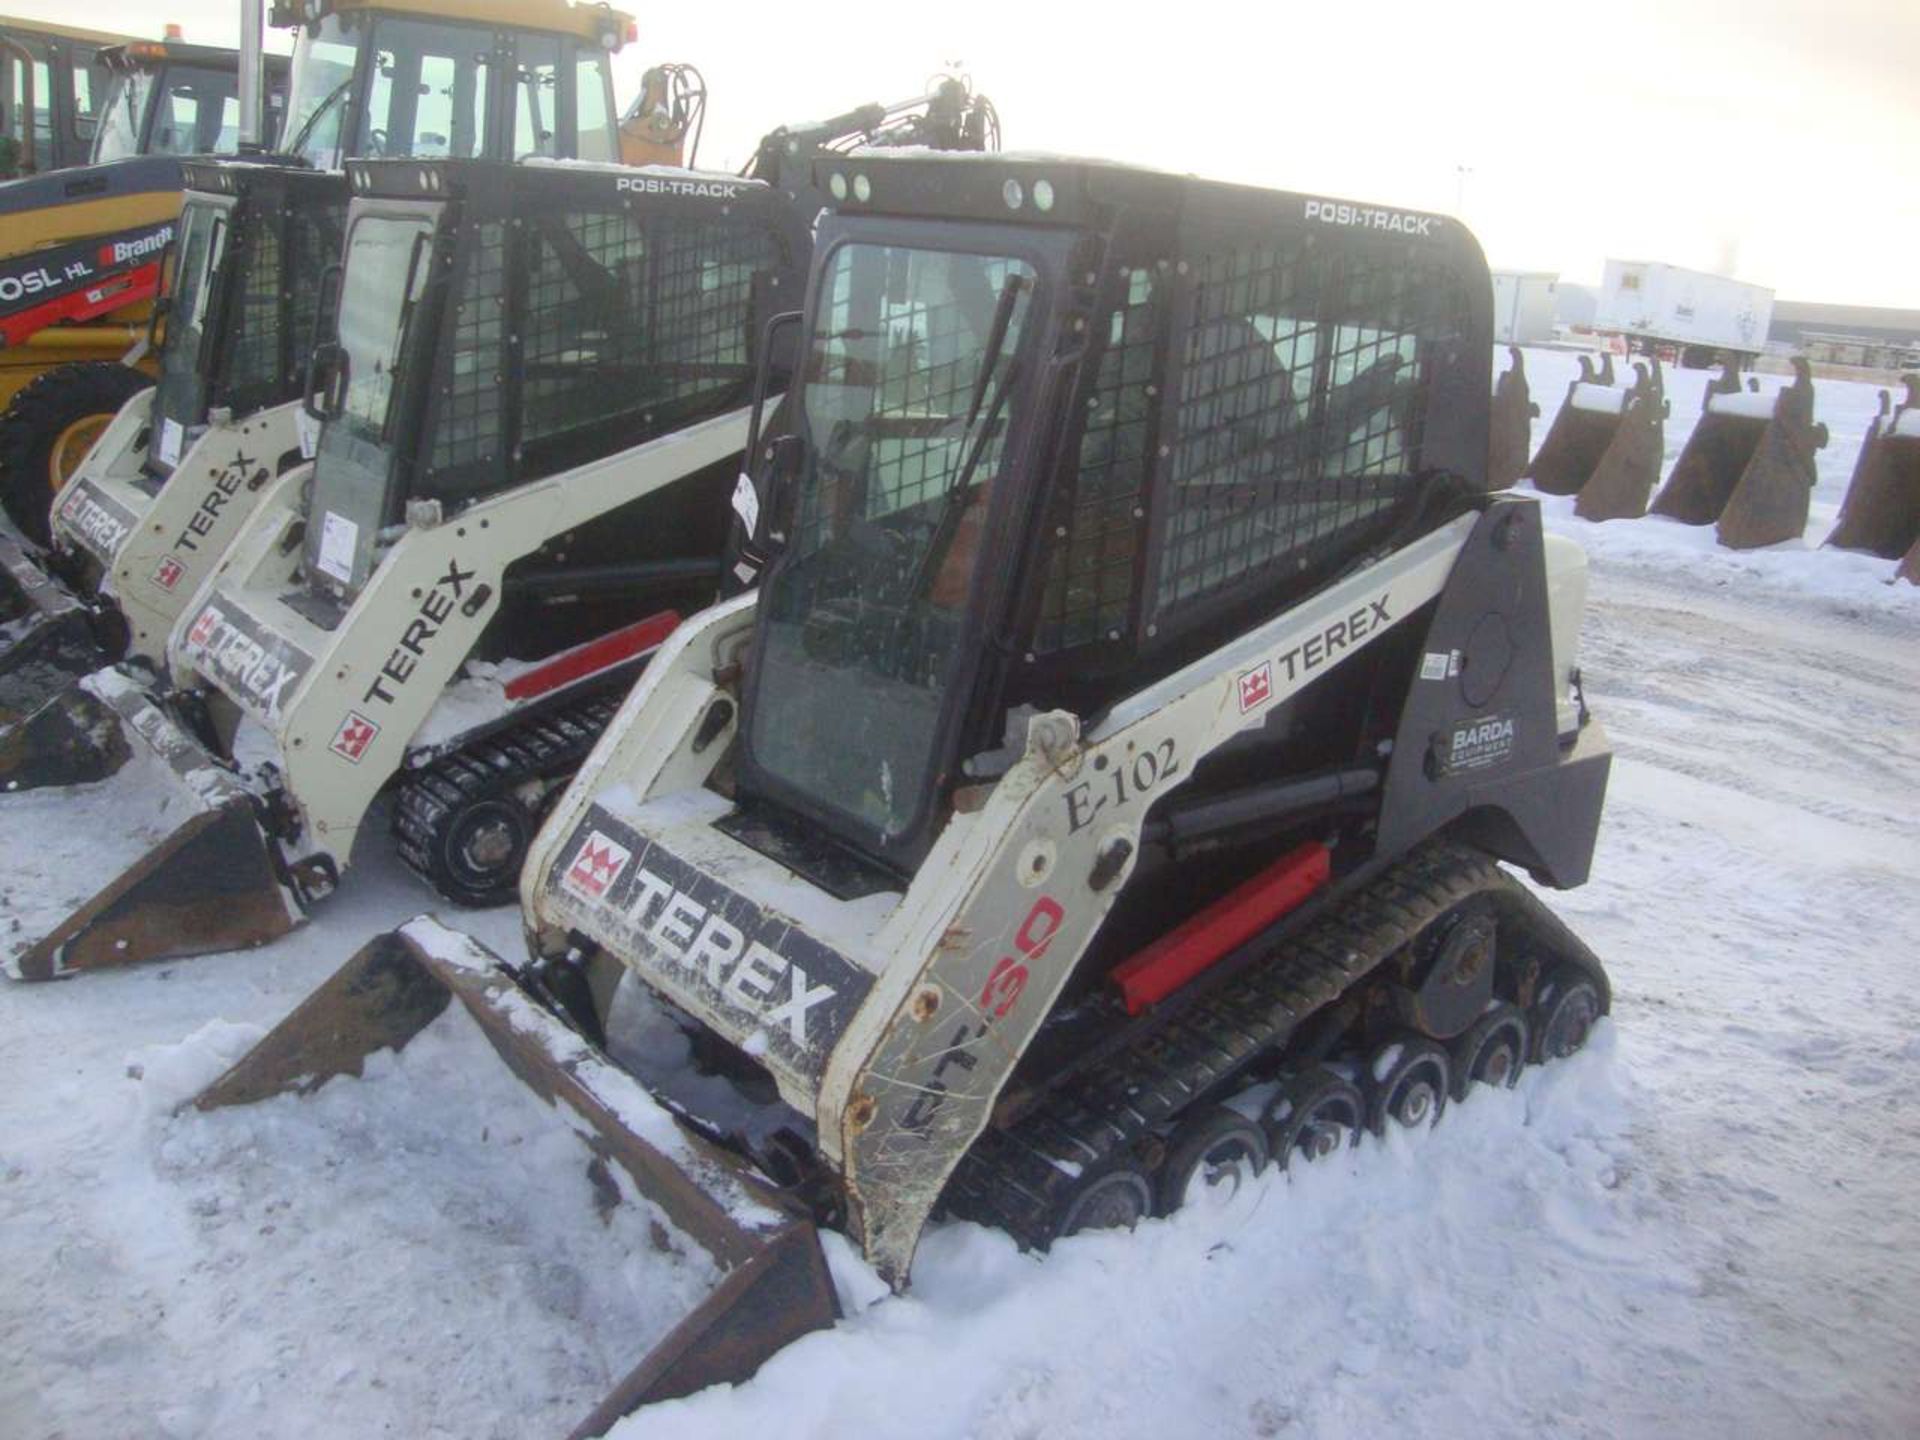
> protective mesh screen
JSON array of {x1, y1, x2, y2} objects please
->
[
  {"x1": 1151, "y1": 241, "x2": 1464, "y2": 618},
  {"x1": 519, "y1": 209, "x2": 771, "y2": 447},
  {"x1": 227, "y1": 221, "x2": 281, "y2": 394},
  {"x1": 287, "y1": 197, "x2": 345, "y2": 384},
  {"x1": 1033, "y1": 267, "x2": 1159, "y2": 651},
  {"x1": 429, "y1": 219, "x2": 507, "y2": 475}
]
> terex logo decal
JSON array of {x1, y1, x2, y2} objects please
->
[
  {"x1": 363, "y1": 559, "x2": 476, "y2": 706},
  {"x1": 170, "y1": 449, "x2": 271, "y2": 554},
  {"x1": 328, "y1": 710, "x2": 381, "y2": 764},
  {"x1": 1236, "y1": 594, "x2": 1394, "y2": 716},
  {"x1": 152, "y1": 556, "x2": 186, "y2": 592},
  {"x1": 1304, "y1": 199, "x2": 1439, "y2": 237},
  {"x1": 563, "y1": 830, "x2": 632, "y2": 901},
  {"x1": 181, "y1": 600, "x2": 314, "y2": 721},
  {"x1": 59, "y1": 484, "x2": 136, "y2": 560},
  {"x1": 553, "y1": 817, "x2": 870, "y2": 1069}
]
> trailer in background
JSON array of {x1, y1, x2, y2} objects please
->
[
  {"x1": 1593, "y1": 259, "x2": 1774, "y2": 370},
  {"x1": 1492, "y1": 270, "x2": 1559, "y2": 346}
]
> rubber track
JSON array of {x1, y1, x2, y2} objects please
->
[
  {"x1": 943, "y1": 842, "x2": 1586, "y2": 1250},
  {"x1": 391, "y1": 693, "x2": 619, "y2": 887}
]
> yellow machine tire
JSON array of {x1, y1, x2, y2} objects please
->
[{"x1": 0, "y1": 363, "x2": 152, "y2": 547}]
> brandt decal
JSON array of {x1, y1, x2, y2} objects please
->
[{"x1": 550, "y1": 809, "x2": 870, "y2": 1074}]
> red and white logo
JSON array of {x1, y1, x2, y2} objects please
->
[
  {"x1": 152, "y1": 555, "x2": 185, "y2": 592},
  {"x1": 186, "y1": 607, "x2": 219, "y2": 649},
  {"x1": 563, "y1": 830, "x2": 632, "y2": 902},
  {"x1": 1237, "y1": 662, "x2": 1273, "y2": 713},
  {"x1": 328, "y1": 710, "x2": 380, "y2": 763}
]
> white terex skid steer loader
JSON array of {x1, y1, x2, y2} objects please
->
[
  {"x1": 198, "y1": 153, "x2": 1617, "y2": 1427},
  {"x1": 0, "y1": 156, "x2": 815, "y2": 979},
  {"x1": 0, "y1": 161, "x2": 347, "y2": 728}
]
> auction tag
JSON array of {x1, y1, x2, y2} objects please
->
[
  {"x1": 158, "y1": 417, "x2": 183, "y2": 467},
  {"x1": 731, "y1": 471, "x2": 760, "y2": 535},
  {"x1": 294, "y1": 407, "x2": 320, "y2": 460},
  {"x1": 316, "y1": 510, "x2": 358, "y2": 584}
]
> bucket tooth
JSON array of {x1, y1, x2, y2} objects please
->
[
  {"x1": 1573, "y1": 357, "x2": 1668, "y2": 521},
  {"x1": 194, "y1": 919, "x2": 840, "y2": 1432},
  {"x1": 1825, "y1": 374, "x2": 1920, "y2": 559},
  {"x1": 1488, "y1": 346, "x2": 1538, "y2": 491},
  {"x1": 1, "y1": 671, "x2": 301, "y2": 981},
  {"x1": 0, "y1": 522, "x2": 111, "y2": 728}
]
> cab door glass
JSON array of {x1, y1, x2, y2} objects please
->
[
  {"x1": 360, "y1": 19, "x2": 490, "y2": 160},
  {"x1": 571, "y1": 51, "x2": 614, "y2": 162},
  {"x1": 512, "y1": 35, "x2": 560, "y2": 160},
  {"x1": 71, "y1": 52, "x2": 103, "y2": 141}
]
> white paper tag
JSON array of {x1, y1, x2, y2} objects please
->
[
  {"x1": 1419, "y1": 651, "x2": 1449, "y2": 682},
  {"x1": 294, "y1": 407, "x2": 320, "y2": 460},
  {"x1": 316, "y1": 510, "x2": 358, "y2": 584},
  {"x1": 730, "y1": 470, "x2": 761, "y2": 535},
  {"x1": 158, "y1": 418, "x2": 183, "y2": 467}
]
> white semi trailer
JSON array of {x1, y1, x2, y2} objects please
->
[{"x1": 1593, "y1": 259, "x2": 1774, "y2": 369}]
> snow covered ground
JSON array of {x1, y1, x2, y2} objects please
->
[{"x1": 2, "y1": 348, "x2": 1916, "y2": 1439}]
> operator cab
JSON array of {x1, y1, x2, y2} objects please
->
[
  {"x1": 90, "y1": 40, "x2": 292, "y2": 163},
  {"x1": 143, "y1": 160, "x2": 347, "y2": 484},
  {"x1": 296, "y1": 157, "x2": 807, "y2": 645},
  {"x1": 274, "y1": 0, "x2": 630, "y2": 170},
  {"x1": 728, "y1": 152, "x2": 1493, "y2": 881}
]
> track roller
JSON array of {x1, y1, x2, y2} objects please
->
[
  {"x1": 1366, "y1": 1036, "x2": 1450, "y2": 1134},
  {"x1": 1156, "y1": 1105, "x2": 1269, "y2": 1216},
  {"x1": 1530, "y1": 966, "x2": 1602, "y2": 1061},
  {"x1": 1052, "y1": 1158, "x2": 1156, "y2": 1240},
  {"x1": 1263, "y1": 1067, "x2": 1363, "y2": 1170},
  {"x1": 1447, "y1": 1003, "x2": 1529, "y2": 1098}
]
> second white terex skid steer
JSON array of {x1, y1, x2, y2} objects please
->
[
  {"x1": 0, "y1": 160, "x2": 347, "y2": 726},
  {"x1": 0, "y1": 156, "x2": 813, "y2": 979},
  {"x1": 199, "y1": 152, "x2": 1618, "y2": 1425}
]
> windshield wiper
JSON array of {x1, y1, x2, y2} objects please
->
[
  {"x1": 378, "y1": 230, "x2": 432, "y2": 441},
  {"x1": 904, "y1": 274, "x2": 1029, "y2": 601},
  {"x1": 283, "y1": 75, "x2": 353, "y2": 159}
]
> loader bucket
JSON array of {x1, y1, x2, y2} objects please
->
[
  {"x1": 0, "y1": 669, "x2": 300, "y2": 981},
  {"x1": 1825, "y1": 375, "x2": 1920, "y2": 559},
  {"x1": 194, "y1": 918, "x2": 840, "y2": 1434},
  {"x1": 1652, "y1": 359, "x2": 1828, "y2": 548},
  {"x1": 1573, "y1": 357, "x2": 1668, "y2": 522},
  {"x1": 1899, "y1": 536, "x2": 1920, "y2": 585},
  {"x1": 1524, "y1": 353, "x2": 1630, "y2": 496},
  {"x1": 1488, "y1": 345, "x2": 1538, "y2": 490},
  {"x1": 0, "y1": 522, "x2": 113, "y2": 728}
]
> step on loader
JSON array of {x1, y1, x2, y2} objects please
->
[
  {"x1": 1824, "y1": 374, "x2": 1920, "y2": 563},
  {"x1": 201, "y1": 153, "x2": 1616, "y2": 1425},
  {"x1": 1650, "y1": 356, "x2": 1828, "y2": 548},
  {"x1": 1524, "y1": 350, "x2": 1667, "y2": 518},
  {"x1": 0, "y1": 160, "x2": 347, "y2": 727},
  {"x1": 1487, "y1": 345, "x2": 1536, "y2": 490},
  {"x1": 1, "y1": 77, "x2": 1002, "y2": 981}
]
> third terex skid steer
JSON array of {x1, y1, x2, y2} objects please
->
[
  {"x1": 0, "y1": 155, "x2": 814, "y2": 980},
  {"x1": 0, "y1": 159, "x2": 346, "y2": 726},
  {"x1": 200, "y1": 152, "x2": 1619, "y2": 1423}
]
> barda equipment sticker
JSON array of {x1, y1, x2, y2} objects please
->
[
  {"x1": 1429, "y1": 712, "x2": 1517, "y2": 778},
  {"x1": 316, "y1": 511, "x2": 358, "y2": 584}
]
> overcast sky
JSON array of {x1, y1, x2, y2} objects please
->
[{"x1": 14, "y1": 0, "x2": 1917, "y2": 307}]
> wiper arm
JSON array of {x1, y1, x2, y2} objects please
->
[
  {"x1": 905, "y1": 349, "x2": 1022, "y2": 603},
  {"x1": 282, "y1": 75, "x2": 353, "y2": 158},
  {"x1": 378, "y1": 230, "x2": 432, "y2": 441},
  {"x1": 963, "y1": 273, "x2": 1027, "y2": 429}
]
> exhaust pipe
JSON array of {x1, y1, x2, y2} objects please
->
[{"x1": 194, "y1": 918, "x2": 840, "y2": 1433}]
